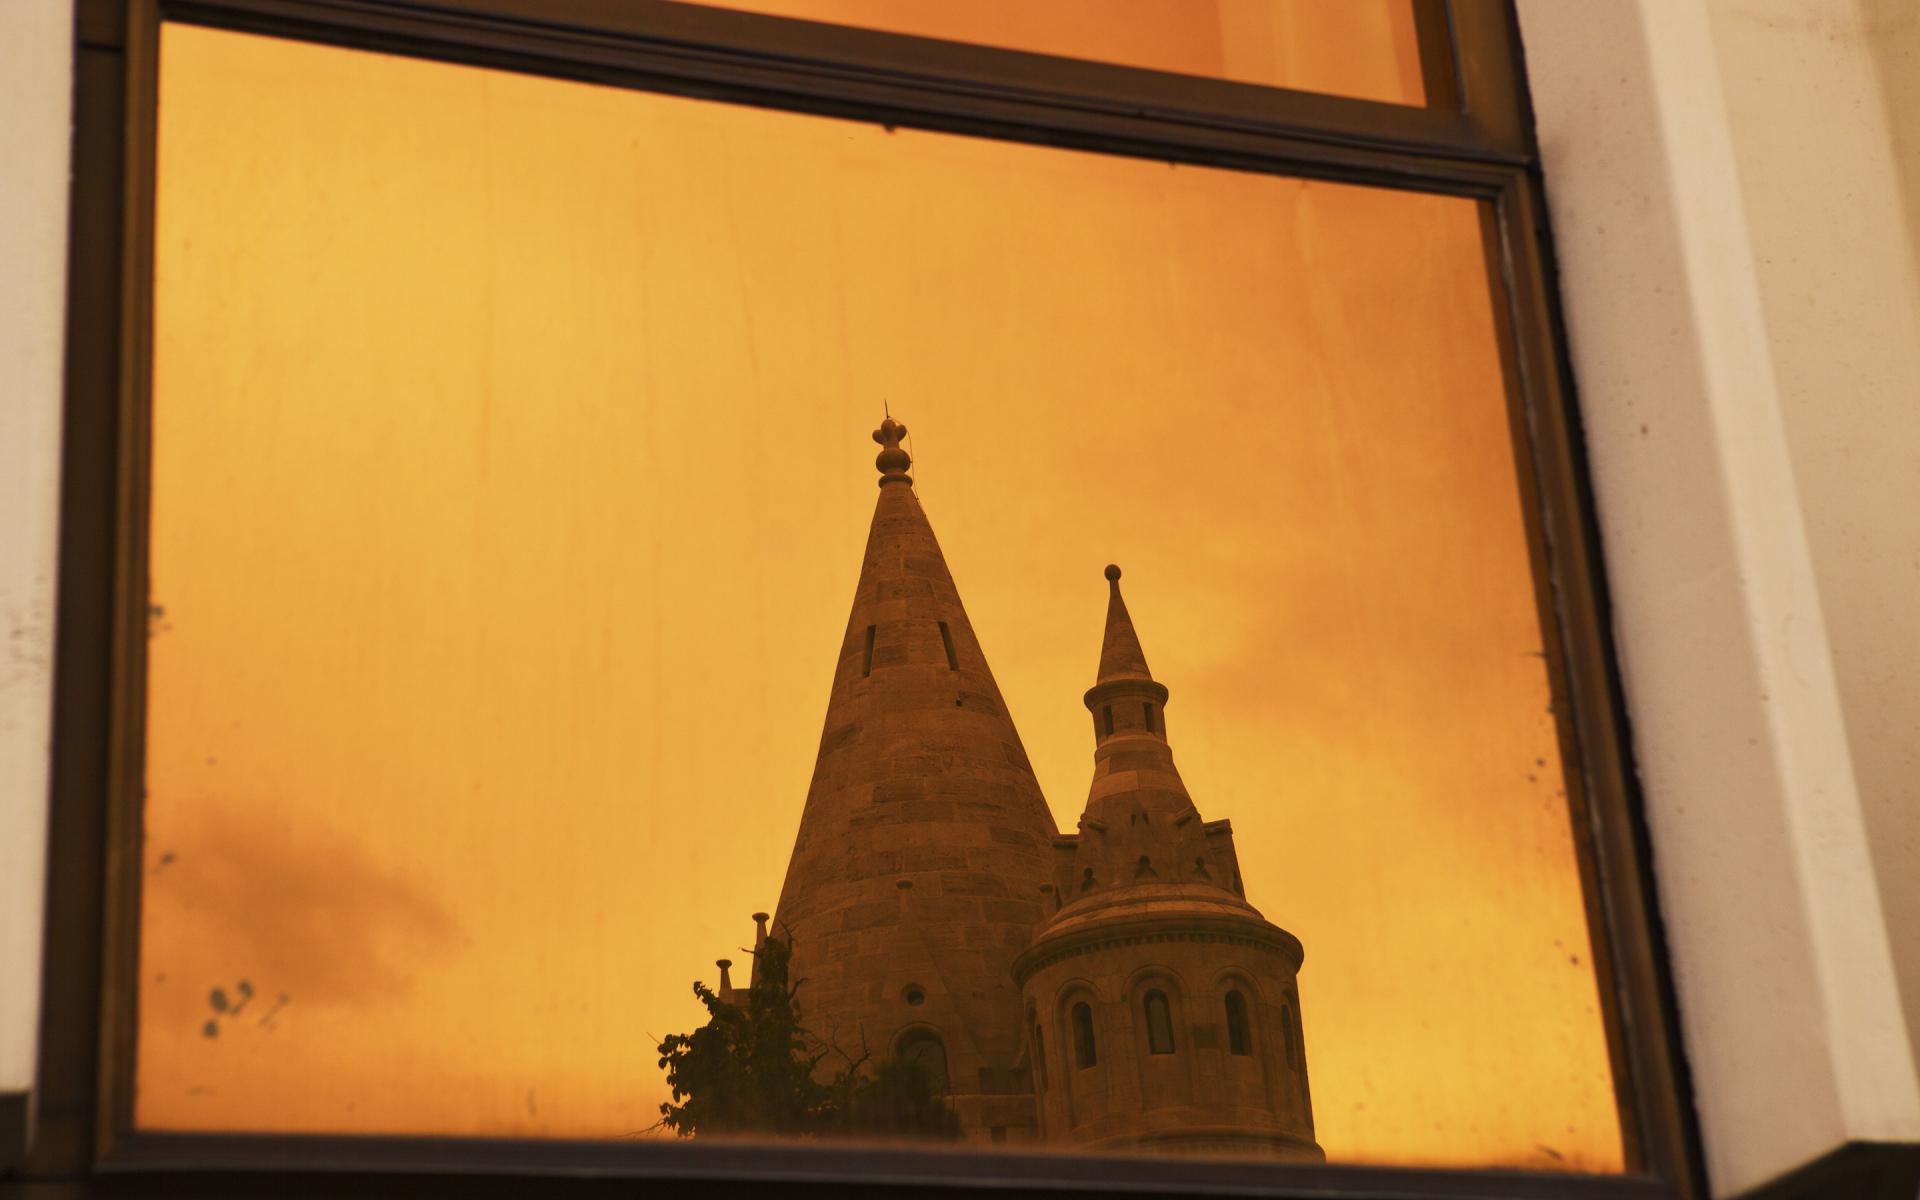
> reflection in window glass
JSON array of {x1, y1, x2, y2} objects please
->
[
  {"x1": 689, "y1": 0, "x2": 1432, "y2": 106},
  {"x1": 142, "y1": 23, "x2": 1621, "y2": 1172}
]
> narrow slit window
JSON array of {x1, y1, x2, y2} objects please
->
[
  {"x1": 1225, "y1": 990, "x2": 1252, "y2": 1057},
  {"x1": 1144, "y1": 990, "x2": 1176, "y2": 1055},
  {"x1": 863, "y1": 624, "x2": 875, "y2": 677},
  {"x1": 1102, "y1": 705, "x2": 1115, "y2": 737},
  {"x1": 1071, "y1": 1002, "x2": 1097, "y2": 1069},
  {"x1": 937, "y1": 620, "x2": 958, "y2": 670},
  {"x1": 1143, "y1": 702, "x2": 1157, "y2": 733}
]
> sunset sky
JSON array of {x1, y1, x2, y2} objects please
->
[{"x1": 138, "y1": 20, "x2": 1623, "y2": 1172}]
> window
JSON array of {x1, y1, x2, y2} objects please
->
[
  {"x1": 1281, "y1": 1002, "x2": 1299, "y2": 1070},
  {"x1": 1144, "y1": 990, "x2": 1176, "y2": 1056},
  {"x1": 1033, "y1": 1024, "x2": 1047, "y2": 1091},
  {"x1": 897, "y1": 1030, "x2": 950, "y2": 1094},
  {"x1": 1071, "y1": 1003, "x2": 1097, "y2": 1070},
  {"x1": 937, "y1": 620, "x2": 959, "y2": 670},
  {"x1": 1225, "y1": 990, "x2": 1252, "y2": 1057},
  {"x1": 1142, "y1": 702, "x2": 1157, "y2": 734},
  {"x1": 37, "y1": 0, "x2": 1704, "y2": 1196}
]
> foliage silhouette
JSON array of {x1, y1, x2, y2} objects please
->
[{"x1": 656, "y1": 933, "x2": 960, "y2": 1141}]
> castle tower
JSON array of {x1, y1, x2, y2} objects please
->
[
  {"x1": 1011, "y1": 566, "x2": 1323, "y2": 1160},
  {"x1": 769, "y1": 417, "x2": 1059, "y2": 1143}
]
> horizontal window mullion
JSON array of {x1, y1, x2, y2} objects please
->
[{"x1": 159, "y1": 0, "x2": 1527, "y2": 175}]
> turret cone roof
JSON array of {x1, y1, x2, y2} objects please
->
[
  {"x1": 769, "y1": 417, "x2": 1058, "y2": 1090},
  {"x1": 1095, "y1": 564, "x2": 1154, "y2": 685}
]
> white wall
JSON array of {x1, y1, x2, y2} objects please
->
[
  {"x1": 1516, "y1": 0, "x2": 1920, "y2": 1193},
  {"x1": 1713, "y1": 0, "x2": 1920, "y2": 1105},
  {"x1": 0, "y1": 0, "x2": 74, "y2": 1105}
]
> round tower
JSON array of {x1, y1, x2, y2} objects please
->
[{"x1": 1011, "y1": 566, "x2": 1322, "y2": 1160}]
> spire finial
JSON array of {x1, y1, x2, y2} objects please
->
[
  {"x1": 1105, "y1": 563, "x2": 1122, "y2": 583},
  {"x1": 872, "y1": 415, "x2": 912, "y2": 487}
]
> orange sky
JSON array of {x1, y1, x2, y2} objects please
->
[{"x1": 138, "y1": 23, "x2": 1622, "y2": 1172}]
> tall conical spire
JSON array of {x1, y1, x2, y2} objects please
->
[
  {"x1": 1095, "y1": 563, "x2": 1153, "y2": 684},
  {"x1": 770, "y1": 418, "x2": 1058, "y2": 1133}
]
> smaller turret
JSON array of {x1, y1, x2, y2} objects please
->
[
  {"x1": 1060, "y1": 565, "x2": 1245, "y2": 898},
  {"x1": 1012, "y1": 566, "x2": 1321, "y2": 1160}
]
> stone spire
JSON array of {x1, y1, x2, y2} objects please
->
[
  {"x1": 1074, "y1": 565, "x2": 1208, "y2": 890},
  {"x1": 1094, "y1": 564, "x2": 1154, "y2": 685},
  {"x1": 769, "y1": 417, "x2": 1058, "y2": 1136}
]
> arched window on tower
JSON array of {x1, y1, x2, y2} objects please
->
[
  {"x1": 1033, "y1": 1023, "x2": 1048, "y2": 1091},
  {"x1": 1071, "y1": 1002, "x2": 1097, "y2": 1069},
  {"x1": 897, "y1": 1029, "x2": 950, "y2": 1094},
  {"x1": 1280, "y1": 1002, "x2": 1299, "y2": 1069},
  {"x1": 1144, "y1": 989, "x2": 1176, "y2": 1055},
  {"x1": 1224, "y1": 989, "x2": 1252, "y2": 1056}
]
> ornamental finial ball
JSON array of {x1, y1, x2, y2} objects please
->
[
  {"x1": 1105, "y1": 563, "x2": 1122, "y2": 582},
  {"x1": 873, "y1": 415, "x2": 912, "y2": 485}
]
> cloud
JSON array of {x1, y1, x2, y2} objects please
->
[{"x1": 144, "y1": 794, "x2": 463, "y2": 1010}]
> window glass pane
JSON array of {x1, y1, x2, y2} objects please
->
[
  {"x1": 689, "y1": 0, "x2": 1434, "y2": 106},
  {"x1": 142, "y1": 22, "x2": 1620, "y2": 1172}
]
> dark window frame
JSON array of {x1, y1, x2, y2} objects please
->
[{"x1": 33, "y1": 0, "x2": 1705, "y2": 1196}]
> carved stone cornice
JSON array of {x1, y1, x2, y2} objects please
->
[{"x1": 1010, "y1": 909, "x2": 1305, "y2": 986}]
